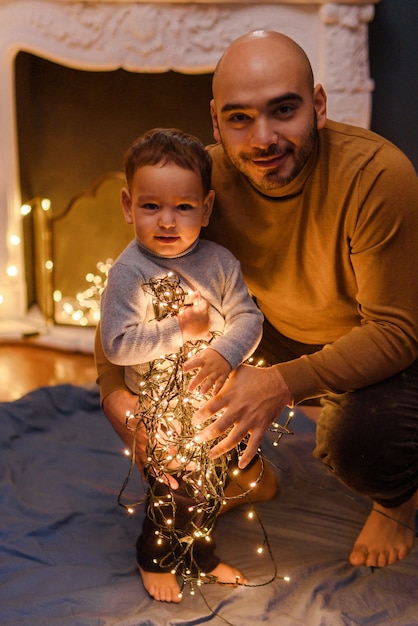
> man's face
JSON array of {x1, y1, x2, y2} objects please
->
[{"x1": 211, "y1": 50, "x2": 326, "y2": 194}]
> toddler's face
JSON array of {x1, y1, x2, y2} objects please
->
[{"x1": 121, "y1": 163, "x2": 214, "y2": 257}]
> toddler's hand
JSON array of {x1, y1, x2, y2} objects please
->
[
  {"x1": 178, "y1": 291, "x2": 211, "y2": 342},
  {"x1": 184, "y1": 348, "x2": 232, "y2": 395}
]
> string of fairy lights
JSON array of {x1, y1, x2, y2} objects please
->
[
  {"x1": 116, "y1": 273, "x2": 293, "y2": 596},
  {"x1": 46, "y1": 258, "x2": 296, "y2": 600},
  {"x1": 53, "y1": 260, "x2": 112, "y2": 326},
  {"x1": 49, "y1": 260, "x2": 296, "y2": 602}
]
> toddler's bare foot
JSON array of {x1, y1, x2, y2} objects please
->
[
  {"x1": 207, "y1": 561, "x2": 247, "y2": 585},
  {"x1": 138, "y1": 566, "x2": 182, "y2": 603},
  {"x1": 138, "y1": 562, "x2": 246, "y2": 601},
  {"x1": 349, "y1": 492, "x2": 416, "y2": 568}
]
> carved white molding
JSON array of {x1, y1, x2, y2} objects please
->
[
  {"x1": 320, "y1": 3, "x2": 375, "y2": 125},
  {"x1": 0, "y1": 0, "x2": 375, "y2": 321},
  {"x1": 2, "y1": 2, "x2": 321, "y2": 72}
]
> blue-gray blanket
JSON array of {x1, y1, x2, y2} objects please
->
[{"x1": 1, "y1": 384, "x2": 417, "y2": 626}]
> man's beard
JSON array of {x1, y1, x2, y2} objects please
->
[{"x1": 223, "y1": 118, "x2": 318, "y2": 193}]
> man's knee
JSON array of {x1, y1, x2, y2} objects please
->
[
  {"x1": 314, "y1": 391, "x2": 376, "y2": 485},
  {"x1": 313, "y1": 373, "x2": 418, "y2": 504}
]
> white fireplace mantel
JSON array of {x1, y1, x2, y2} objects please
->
[{"x1": 0, "y1": 0, "x2": 377, "y2": 327}]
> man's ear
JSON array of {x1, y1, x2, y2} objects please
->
[
  {"x1": 313, "y1": 84, "x2": 327, "y2": 129},
  {"x1": 202, "y1": 190, "x2": 215, "y2": 227},
  {"x1": 120, "y1": 188, "x2": 133, "y2": 224},
  {"x1": 210, "y1": 99, "x2": 221, "y2": 143}
]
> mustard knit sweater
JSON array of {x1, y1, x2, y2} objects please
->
[{"x1": 205, "y1": 120, "x2": 418, "y2": 404}]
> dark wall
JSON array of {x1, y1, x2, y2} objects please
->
[
  {"x1": 15, "y1": 53, "x2": 214, "y2": 214},
  {"x1": 369, "y1": 0, "x2": 418, "y2": 171}
]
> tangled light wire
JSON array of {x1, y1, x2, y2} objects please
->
[{"x1": 117, "y1": 273, "x2": 293, "y2": 596}]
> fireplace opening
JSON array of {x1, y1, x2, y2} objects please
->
[{"x1": 15, "y1": 52, "x2": 214, "y2": 324}]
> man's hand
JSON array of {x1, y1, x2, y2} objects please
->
[
  {"x1": 184, "y1": 347, "x2": 232, "y2": 394},
  {"x1": 192, "y1": 364, "x2": 292, "y2": 468}
]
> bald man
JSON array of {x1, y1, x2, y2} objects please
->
[{"x1": 96, "y1": 31, "x2": 418, "y2": 587}]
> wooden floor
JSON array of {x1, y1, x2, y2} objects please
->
[
  {"x1": 0, "y1": 343, "x2": 97, "y2": 403},
  {"x1": 0, "y1": 341, "x2": 322, "y2": 422}
]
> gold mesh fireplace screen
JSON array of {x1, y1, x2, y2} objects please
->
[{"x1": 24, "y1": 172, "x2": 132, "y2": 326}]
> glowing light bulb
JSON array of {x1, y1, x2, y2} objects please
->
[
  {"x1": 41, "y1": 198, "x2": 51, "y2": 211},
  {"x1": 7, "y1": 265, "x2": 18, "y2": 277},
  {"x1": 20, "y1": 204, "x2": 31, "y2": 216},
  {"x1": 72, "y1": 310, "x2": 83, "y2": 321}
]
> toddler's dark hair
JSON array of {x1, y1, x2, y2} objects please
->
[{"x1": 124, "y1": 128, "x2": 212, "y2": 195}]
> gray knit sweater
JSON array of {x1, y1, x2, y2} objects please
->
[{"x1": 100, "y1": 238, "x2": 263, "y2": 393}]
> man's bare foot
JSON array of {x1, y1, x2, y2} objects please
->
[
  {"x1": 221, "y1": 456, "x2": 279, "y2": 514},
  {"x1": 207, "y1": 562, "x2": 247, "y2": 585},
  {"x1": 349, "y1": 492, "x2": 416, "y2": 568},
  {"x1": 138, "y1": 566, "x2": 182, "y2": 603}
]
